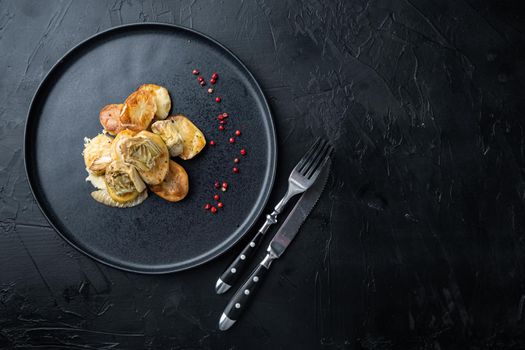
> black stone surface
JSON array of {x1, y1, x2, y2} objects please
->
[{"x1": 1, "y1": 0, "x2": 524, "y2": 348}]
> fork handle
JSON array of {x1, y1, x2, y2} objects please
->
[
  {"x1": 215, "y1": 209, "x2": 278, "y2": 293},
  {"x1": 215, "y1": 190, "x2": 297, "y2": 294}
]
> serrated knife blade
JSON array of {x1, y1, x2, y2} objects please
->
[{"x1": 267, "y1": 158, "x2": 330, "y2": 258}]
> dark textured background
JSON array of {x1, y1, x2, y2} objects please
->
[{"x1": 1, "y1": 0, "x2": 525, "y2": 349}]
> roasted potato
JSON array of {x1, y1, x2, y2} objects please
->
[
  {"x1": 99, "y1": 104, "x2": 125, "y2": 135},
  {"x1": 138, "y1": 84, "x2": 171, "y2": 119},
  {"x1": 168, "y1": 115, "x2": 206, "y2": 160},
  {"x1": 115, "y1": 131, "x2": 169, "y2": 185},
  {"x1": 83, "y1": 133, "x2": 113, "y2": 175},
  {"x1": 149, "y1": 160, "x2": 189, "y2": 202},
  {"x1": 120, "y1": 90, "x2": 157, "y2": 132}
]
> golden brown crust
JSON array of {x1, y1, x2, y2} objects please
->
[
  {"x1": 137, "y1": 84, "x2": 171, "y2": 119},
  {"x1": 168, "y1": 115, "x2": 206, "y2": 160},
  {"x1": 149, "y1": 160, "x2": 189, "y2": 202},
  {"x1": 99, "y1": 104, "x2": 125, "y2": 135},
  {"x1": 120, "y1": 90, "x2": 157, "y2": 132}
]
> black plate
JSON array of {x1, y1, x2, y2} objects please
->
[{"x1": 24, "y1": 23, "x2": 276, "y2": 274}]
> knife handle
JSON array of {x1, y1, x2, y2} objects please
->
[
  {"x1": 215, "y1": 190, "x2": 299, "y2": 294},
  {"x1": 216, "y1": 230, "x2": 266, "y2": 292},
  {"x1": 219, "y1": 254, "x2": 274, "y2": 330}
]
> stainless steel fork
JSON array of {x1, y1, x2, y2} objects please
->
[{"x1": 215, "y1": 137, "x2": 334, "y2": 293}]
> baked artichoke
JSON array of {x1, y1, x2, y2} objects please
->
[
  {"x1": 151, "y1": 119, "x2": 184, "y2": 157},
  {"x1": 104, "y1": 160, "x2": 146, "y2": 203},
  {"x1": 115, "y1": 131, "x2": 169, "y2": 185},
  {"x1": 111, "y1": 130, "x2": 136, "y2": 161},
  {"x1": 83, "y1": 134, "x2": 113, "y2": 175},
  {"x1": 167, "y1": 115, "x2": 206, "y2": 160}
]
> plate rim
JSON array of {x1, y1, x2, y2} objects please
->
[{"x1": 23, "y1": 22, "x2": 277, "y2": 274}]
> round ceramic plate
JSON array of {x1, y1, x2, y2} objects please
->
[{"x1": 25, "y1": 23, "x2": 276, "y2": 273}]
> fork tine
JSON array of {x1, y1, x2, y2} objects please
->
[
  {"x1": 294, "y1": 137, "x2": 322, "y2": 173},
  {"x1": 294, "y1": 138, "x2": 320, "y2": 172},
  {"x1": 306, "y1": 145, "x2": 333, "y2": 179},
  {"x1": 298, "y1": 138, "x2": 327, "y2": 174},
  {"x1": 302, "y1": 140, "x2": 330, "y2": 176},
  {"x1": 300, "y1": 139, "x2": 328, "y2": 175},
  {"x1": 303, "y1": 143, "x2": 330, "y2": 178}
]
